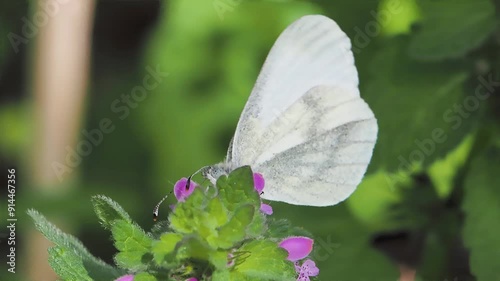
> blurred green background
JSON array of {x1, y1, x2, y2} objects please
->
[{"x1": 1, "y1": 0, "x2": 500, "y2": 280}]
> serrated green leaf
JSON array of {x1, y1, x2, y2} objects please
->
[
  {"x1": 246, "y1": 211, "x2": 266, "y2": 238},
  {"x1": 151, "y1": 232, "x2": 183, "y2": 266},
  {"x1": 92, "y1": 195, "x2": 132, "y2": 230},
  {"x1": 364, "y1": 36, "x2": 475, "y2": 172},
  {"x1": 234, "y1": 240, "x2": 295, "y2": 281},
  {"x1": 207, "y1": 196, "x2": 229, "y2": 227},
  {"x1": 169, "y1": 188, "x2": 216, "y2": 236},
  {"x1": 48, "y1": 246, "x2": 93, "y2": 281},
  {"x1": 209, "y1": 250, "x2": 229, "y2": 270},
  {"x1": 112, "y1": 219, "x2": 153, "y2": 270},
  {"x1": 150, "y1": 220, "x2": 171, "y2": 239},
  {"x1": 462, "y1": 145, "x2": 500, "y2": 281},
  {"x1": 217, "y1": 166, "x2": 260, "y2": 212},
  {"x1": 212, "y1": 269, "x2": 231, "y2": 281},
  {"x1": 134, "y1": 272, "x2": 158, "y2": 281},
  {"x1": 409, "y1": 0, "x2": 496, "y2": 60},
  {"x1": 176, "y1": 236, "x2": 211, "y2": 261},
  {"x1": 27, "y1": 209, "x2": 124, "y2": 279},
  {"x1": 211, "y1": 204, "x2": 255, "y2": 249},
  {"x1": 216, "y1": 166, "x2": 265, "y2": 239}
]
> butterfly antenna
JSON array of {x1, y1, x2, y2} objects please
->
[
  {"x1": 153, "y1": 191, "x2": 172, "y2": 221},
  {"x1": 186, "y1": 166, "x2": 209, "y2": 190}
]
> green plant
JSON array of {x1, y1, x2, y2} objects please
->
[{"x1": 29, "y1": 166, "x2": 319, "y2": 281}]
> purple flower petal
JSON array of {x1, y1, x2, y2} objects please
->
[
  {"x1": 114, "y1": 275, "x2": 134, "y2": 281},
  {"x1": 279, "y1": 236, "x2": 314, "y2": 261},
  {"x1": 253, "y1": 173, "x2": 265, "y2": 193},
  {"x1": 260, "y1": 203, "x2": 273, "y2": 215},
  {"x1": 301, "y1": 259, "x2": 319, "y2": 276},
  {"x1": 174, "y1": 178, "x2": 198, "y2": 201},
  {"x1": 297, "y1": 273, "x2": 310, "y2": 281},
  {"x1": 294, "y1": 261, "x2": 301, "y2": 272},
  {"x1": 186, "y1": 278, "x2": 198, "y2": 281}
]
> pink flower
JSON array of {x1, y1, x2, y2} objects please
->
[
  {"x1": 296, "y1": 259, "x2": 319, "y2": 281},
  {"x1": 186, "y1": 278, "x2": 198, "y2": 281},
  {"x1": 174, "y1": 178, "x2": 198, "y2": 201},
  {"x1": 253, "y1": 173, "x2": 273, "y2": 215},
  {"x1": 279, "y1": 236, "x2": 314, "y2": 261},
  {"x1": 114, "y1": 275, "x2": 134, "y2": 281},
  {"x1": 253, "y1": 173, "x2": 265, "y2": 193},
  {"x1": 260, "y1": 203, "x2": 273, "y2": 215}
]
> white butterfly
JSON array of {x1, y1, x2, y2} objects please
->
[{"x1": 200, "y1": 15, "x2": 377, "y2": 207}]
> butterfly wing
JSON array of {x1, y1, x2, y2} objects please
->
[{"x1": 228, "y1": 15, "x2": 378, "y2": 206}]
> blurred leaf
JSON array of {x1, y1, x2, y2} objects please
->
[
  {"x1": 207, "y1": 197, "x2": 229, "y2": 227},
  {"x1": 0, "y1": 104, "x2": 31, "y2": 159},
  {"x1": 92, "y1": 195, "x2": 132, "y2": 230},
  {"x1": 27, "y1": 209, "x2": 124, "y2": 279},
  {"x1": 47, "y1": 246, "x2": 92, "y2": 281},
  {"x1": 209, "y1": 250, "x2": 229, "y2": 270},
  {"x1": 347, "y1": 171, "x2": 402, "y2": 231},
  {"x1": 213, "y1": 204, "x2": 255, "y2": 249},
  {"x1": 212, "y1": 270, "x2": 231, "y2": 281},
  {"x1": 134, "y1": 272, "x2": 157, "y2": 281},
  {"x1": 112, "y1": 219, "x2": 153, "y2": 270},
  {"x1": 462, "y1": 145, "x2": 500, "y2": 281},
  {"x1": 409, "y1": 0, "x2": 496, "y2": 60},
  {"x1": 428, "y1": 134, "x2": 474, "y2": 198},
  {"x1": 266, "y1": 218, "x2": 313, "y2": 239},
  {"x1": 379, "y1": 0, "x2": 421, "y2": 36},
  {"x1": 364, "y1": 36, "x2": 475, "y2": 172},
  {"x1": 150, "y1": 220, "x2": 171, "y2": 239},
  {"x1": 176, "y1": 236, "x2": 211, "y2": 261},
  {"x1": 169, "y1": 189, "x2": 214, "y2": 235},
  {"x1": 276, "y1": 203, "x2": 400, "y2": 281},
  {"x1": 151, "y1": 232, "x2": 182, "y2": 266},
  {"x1": 235, "y1": 240, "x2": 296, "y2": 281}
]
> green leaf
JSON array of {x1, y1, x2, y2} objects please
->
[
  {"x1": 212, "y1": 204, "x2": 255, "y2": 249},
  {"x1": 92, "y1": 195, "x2": 132, "y2": 230},
  {"x1": 271, "y1": 203, "x2": 400, "y2": 281},
  {"x1": 169, "y1": 188, "x2": 216, "y2": 235},
  {"x1": 234, "y1": 240, "x2": 295, "y2": 281},
  {"x1": 364, "y1": 36, "x2": 475, "y2": 172},
  {"x1": 428, "y1": 134, "x2": 474, "y2": 198},
  {"x1": 151, "y1": 232, "x2": 183, "y2": 266},
  {"x1": 48, "y1": 246, "x2": 93, "y2": 281},
  {"x1": 409, "y1": 0, "x2": 496, "y2": 60},
  {"x1": 176, "y1": 236, "x2": 211, "y2": 261},
  {"x1": 266, "y1": 218, "x2": 312, "y2": 239},
  {"x1": 134, "y1": 272, "x2": 158, "y2": 281},
  {"x1": 217, "y1": 166, "x2": 260, "y2": 212},
  {"x1": 217, "y1": 166, "x2": 265, "y2": 237},
  {"x1": 347, "y1": 171, "x2": 402, "y2": 231},
  {"x1": 462, "y1": 145, "x2": 500, "y2": 281},
  {"x1": 150, "y1": 220, "x2": 171, "y2": 239},
  {"x1": 207, "y1": 196, "x2": 229, "y2": 227},
  {"x1": 112, "y1": 219, "x2": 153, "y2": 270},
  {"x1": 209, "y1": 250, "x2": 229, "y2": 270},
  {"x1": 246, "y1": 210, "x2": 266, "y2": 238},
  {"x1": 378, "y1": 0, "x2": 421, "y2": 36},
  {"x1": 27, "y1": 209, "x2": 124, "y2": 279},
  {"x1": 212, "y1": 270, "x2": 231, "y2": 281}
]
